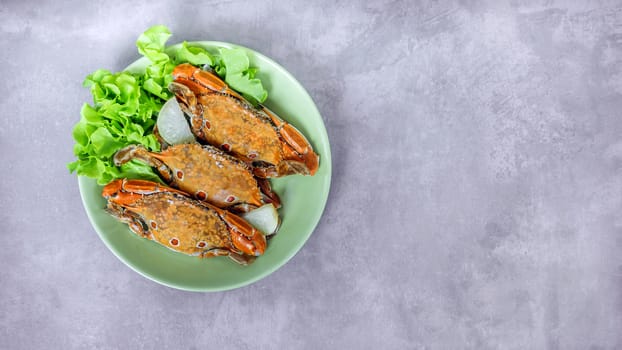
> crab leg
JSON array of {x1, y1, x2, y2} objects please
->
[
  {"x1": 172, "y1": 63, "x2": 244, "y2": 100},
  {"x1": 256, "y1": 178, "x2": 281, "y2": 208},
  {"x1": 105, "y1": 202, "x2": 149, "y2": 237},
  {"x1": 114, "y1": 146, "x2": 174, "y2": 183},
  {"x1": 202, "y1": 249, "x2": 256, "y2": 265}
]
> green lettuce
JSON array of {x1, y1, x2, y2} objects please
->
[
  {"x1": 136, "y1": 25, "x2": 175, "y2": 100},
  {"x1": 177, "y1": 41, "x2": 214, "y2": 66},
  {"x1": 219, "y1": 48, "x2": 268, "y2": 104},
  {"x1": 68, "y1": 70, "x2": 162, "y2": 185}
]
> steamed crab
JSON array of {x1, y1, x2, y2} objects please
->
[
  {"x1": 169, "y1": 63, "x2": 320, "y2": 178},
  {"x1": 102, "y1": 179, "x2": 266, "y2": 265},
  {"x1": 113, "y1": 143, "x2": 280, "y2": 213}
]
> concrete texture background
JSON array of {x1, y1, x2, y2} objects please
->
[{"x1": 1, "y1": 0, "x2": 621, "y2": 349}]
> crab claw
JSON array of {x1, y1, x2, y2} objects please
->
[
  {"x1": 260, "y1": 107, "x2": 320, "y2": 177},
  {"x1": 102, "y1": 179, "x2": 144, "y2": 206},
  {"x1": 172, "y1": 63, "x2": 244, "y2": 100},
  {"x1": 102, "y1": 179, "x2": 124, "y2": 198},
  {"x1": 218, "y1": 209, "x2": 267, "y2": 256},
  {"x1": 102, "y1": 179, "x2": 188, "y2": 206}
]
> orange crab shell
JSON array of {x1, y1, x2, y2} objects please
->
[
  {"x1": 113, "y1": 144, "x2": 280, "y2": 212},
  {"x1": 102, "y1": 179, "x2": 266, "y2": 262},
  {"x1": 170, "y1": 63, "x2": 319, "y2": 178}
]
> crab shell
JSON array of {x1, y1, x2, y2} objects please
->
[
  {"x1": 113, "y1": 143, "x2": 280, "y2": 213},
  {"x1": 169, "y1": 63, "x2": 320, "y2": 178},
  {"x1": 102, "y1": 179, "x2": 267, "y2": 265}
]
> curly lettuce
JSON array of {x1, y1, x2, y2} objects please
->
[
  {"x1": 68, "y1": 70, "x2": 162, "y2": 185},
  {"x1": 219, "y1": 48, "x2": 268, "y2": 104}
]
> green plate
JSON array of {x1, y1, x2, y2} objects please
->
[{"x1": 78, "y1": 41, "x2": 332, "y2": 292}]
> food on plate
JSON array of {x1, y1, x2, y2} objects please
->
[
  {"x1": 67, "y1": 70, "x2": 164, "y2": 185},
  {"x1": 68, "y1": 26, "x2": 269, "y2": 185},
  {"x1": 113, "y1": 143, "x2": 280, "y2": 213},
  {"x1": 69, "y1": 25, "x2": 322, "y2": 265},
  {"x1": 102, "y1": 179, "x2": 266, "y2": 265},
  {"x1": 155, "y1": 97, "x2": 196, "y2": 145},
  {"x1": 241, "y1": 204, "x2": 280, "y2": 236},
  {"x1": 170, "y1": 63, "x2": 320, "y2": 178}
]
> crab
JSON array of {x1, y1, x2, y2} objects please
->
[
  {"x1": 113, "y1": 143, "x2": 280, "y2": 213},
  {"x1": 169, "y1": 63, "x2": 320, "y2": 178},
  {"x1": 102, "y1": 179, "x2": 266, "y2": 265}
]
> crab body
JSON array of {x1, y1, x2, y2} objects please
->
[
  {"x1": 169, "y1": 63, "x2": 319, "y2": 178},
  {"x1": 102, "y1": 179, "x2": 266, "y2": 265},
  {"x1": 114, "y1": 143, "x2": 280, "y2": 213}
]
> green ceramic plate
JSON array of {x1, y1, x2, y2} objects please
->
[{"x1": 78, "y1": 41, "x2": 331, "y2": 292}]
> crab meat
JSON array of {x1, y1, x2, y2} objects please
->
[{"x1": 169, "y1": 63, "x2": 320, "y2": 178}]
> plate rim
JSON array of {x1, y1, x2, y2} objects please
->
[{"x1": 77, "y1": 40, "x2": 332, "y2": 292}]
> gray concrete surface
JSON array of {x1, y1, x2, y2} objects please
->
[{"x1": 1, "y1": 0, "x2": 621, "y2": 349}]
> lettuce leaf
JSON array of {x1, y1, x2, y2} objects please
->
[
  {"x1": 136, "y1": 26, "x2": 176, "y2": 101},
  {"x1": 136, "y1": 25, "x2": 171, "y2": 64},
  {"x1": 219, "y1": 48, "x2": 268, "y2": 104},
  {"x1": 176, "y1": 41, "x2": 214, "y2": 66},
  {"x1": 68, "y1": 70, "x2": 162, "y2": 185},
  {"x1": 137, "y1": 26, "x2": 268, "y2": 105}
]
